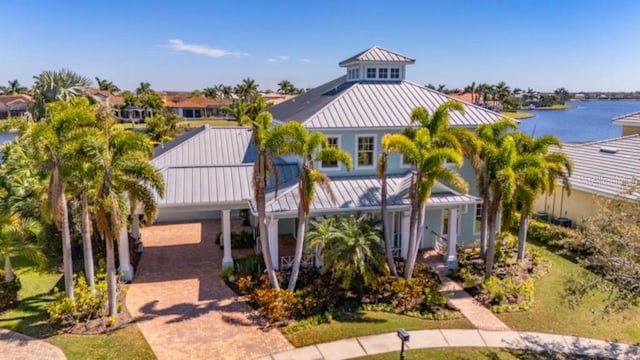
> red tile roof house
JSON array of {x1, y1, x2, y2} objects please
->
[
  {"x1": 0, "y1": 94, "x2": 32, "y2": 119},
  {"x1": 164, "y1": 96, "x2": 232, "y2": 119}
]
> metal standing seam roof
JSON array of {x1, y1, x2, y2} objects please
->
[
  {"x1": 612, "y1": 111, "x2": 640, "y2": 126},
  {"x1": 556, "y1": 135, "x2": 640, "y2": 197},
  {"x1": 260, "y1": 173, "x2": 480, "y2": 216},
  {"x1": 268, "y1": 79, "x2": 507, "y2": 129},
  {"x1": 157, "y1": 163, "x2": 299, "y2": 207},
  {"x1": 338, "y1": 46, "x2": 416, "y2": 66},
  {"x1": 151, "y1": 126, "x2": 256, "y2": 169}
]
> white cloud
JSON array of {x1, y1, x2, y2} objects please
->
[
  {"x1": 267, "y1": 58, "x2": 277, "y2": 62},
  {"x1": 167, "y1": 39, "x2": 248, "y2": 58},
  {"x1": 266, "y1": 55, "x2": 290, "y2": 63},
  {"x1": 299, "y1": 58, "x2": 312, "y2": 63},
  {"x1": 277, "y1": 55, "x2": 289, "y2": 61}
]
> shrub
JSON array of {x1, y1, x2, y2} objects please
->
[
  {"x1": 234, "y1": 253, "x2": 265, "y2": 276},
  {"x1": 47, "y1": 272, "x2": 109, "y2": 325},
  {"x1": 0, "y1": 271, "x2": 21, "y2": 310},
  {"x1": 217, "y1": 230, "x2": 255, "y2": 249},
  {"x1": 252, "y1": 288, "x2": 299, "y2": 325},
  {"x1": 482, "y1": 275, "x2": 534, "y2": 309},
  {"x1": 526, "y1": 219, "x2": 577, "y2": 248}
]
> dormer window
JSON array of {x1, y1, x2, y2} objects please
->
[
  {"x1": 378, "y1": 68, "x2": 388, "y2": 79},
  {"x1": 366, "y1": 68, "x2": 377, "y2": 79},
  {"x1": 390, "y1": 68, "x2": 400, "y2": 79},
  {"x1": 347, "y1": 68, "x2": 360, "y2": 80}
]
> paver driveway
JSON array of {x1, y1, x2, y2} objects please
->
[{"x1": 126, "y1": 221, "x2": 293, "y2": 360}]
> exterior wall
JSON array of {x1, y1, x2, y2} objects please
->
[
  {"x1": 155, "y1": 208, "x2": 221, "y2": 223},
  {"x1": 534, "y1": 186, "x2": 603, "y2": 225},
  {"x1": 621, "y1": 125, "x2": 640, "y2": 136}
]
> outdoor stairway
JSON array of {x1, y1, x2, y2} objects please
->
[{"x1": 420, "y1": 250, "x2": 511, "y2": 331}]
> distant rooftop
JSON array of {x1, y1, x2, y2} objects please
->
[{"x1": 612, "y1": 111, "x2": 640, "y2": 126}]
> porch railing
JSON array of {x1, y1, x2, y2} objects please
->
[
  {"x1": 280, "y1": 254, "x2": 315, "y2": 269},
  {"x1": 391, "y1": 247, "x2": 401, "y2": 258},
  {"x1": 431, "y1": 231, "x2": 447, "y2": 255}
]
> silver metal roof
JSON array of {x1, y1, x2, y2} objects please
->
[
  {"x1": 297, "y1": 81, "x2": 506, "y2": 129},
  {"x1": 339, "y1": 46, "x2": 415, "y2": 67},
  {"x1": 157, "y1": 164, "x2": 299, "y2": 207},
  {"x1": 152, "y1": 126, "x2": 256, "y2": 169},
  {"x1": 262, "y1": 173, "x2": 480, "y2": 216},
  {"x1": 612, "y1": 111, "x2": 640, "y2": 126},
  {"x1": 558, "y1": 135, "x2": 640, "y2": 197}
]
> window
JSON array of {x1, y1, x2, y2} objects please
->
[
  {"x1": 390, "y1": 68, "x2": 400, "y2": 79},
  {"x1": 401, "y1": 154, "x2": 412, "y2": 167},
  {"x1": 321, "y1": 136, "x2": 340, "y2": 169},
  {"x1": 378, "y1": 68, "x2": 388, "y2": 79},
  {"x1": 347, "y1": 68, "x2": 360, "y2": 80},
  {"x1": 474, "y1": 204, "x2": 483, "y2": 234},
  {"x1": 357, "y1": 135, "x2": 375, "y2": 167},
  {"x1": 183, "y1": 109, "x2": 194, "y2": 118},
  {"x1": 366, "y1": 68, "x2": 376, "y2": 79}
]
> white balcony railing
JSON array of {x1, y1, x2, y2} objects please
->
[{"x1": 280, "y1": 255, "x2": 315, "y2": 269}]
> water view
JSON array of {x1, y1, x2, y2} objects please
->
[{"x1": 517, "y1": 100, "x2": 640, "y2": 143}]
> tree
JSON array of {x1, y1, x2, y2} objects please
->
[
  {"x1": 203, "y1": 87, "x2": 219, "y2": 99},
  {"x1": 251, "y1": 112, "x2": 289, "y2": 289},
  {"x1": 505, "y1": 133, "x2": 572, "y2": 260},
  {"x1": 307, "y1": 215, "x2": 385, "y2": 290},
  {"x1": 234, "y1": 78, "x2": 259, "y2": 103},
  {"x1": 145, "y1": 112, "x2": 186, "y2": 144},
  {"x1": 31, "y1": 69, "x2": 92, "y2": 120},
  {"x1": 563, "y1": 184, "x2": 640, "y2": 312},
  {"x1": 0, "y1": 215, "x2": 45, "y2": 282},
  {"x1": 217, "y1": 84, "x2": 233, "y2": 100},
  {"x1": 282, "y1": 122, "x2": 352, "y2": 291},
  {"x1": 136, "y1": 82, "x2": 152, "y2": 95},
  {"x1": 1, "y1": 80, "x2": 28, "y2": 95},
  {"x1": 384, "y1": 102, "x2": 470, "y2": 279},
  {"x1": 554, "y1": 88, "x2": 570, "y2": 104},
  {"x1": 220, "y1": 101, "x2": 252, "y2": 125},
  {"x1": 277, "y1": 80, "x2": 301, "y2": 95},
  {"x1": 94, "y1": 77, "x2": 120, "y2": 93},
  {"x1": 377, "y1": 136, "x2": 398, "y2": 277},
  {"x1": 83, "y1": 116, "x2": 164, "y2": 316},
  {"x1": 246, "y1": 96, "x2": 273, "y2": 119}
]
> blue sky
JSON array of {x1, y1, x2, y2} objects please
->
[{"x1": 2, "y1": 1, "x2": 639, "y2": 92}]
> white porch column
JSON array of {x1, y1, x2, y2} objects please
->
[
  {"x1": 222, "y1": 210, "x2": 233, "y2": 269},
  {"x1": 446, "y1": 207, "x2": 459, "y2": 269},
  {"x1": 267, "y1": 218, "x2": 279, "y2": 270},
  {"x1": 400, "y1": 211, "x2": 410, "y2": 260},
  {"x1": 118, "y1": 225, "x2": 134, "y2": 282},
  {"x1": 132, "y1": 214, "x2": 140, "y2": 240}
]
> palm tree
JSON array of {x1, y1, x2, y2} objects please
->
[
  {"x1": 84, "y1": 117, "x2": 164, "y2": 316},
  {"x1": 506, "y1": 134, "x2": 572, "y2": 260},
  {"x1": 1, "y1": 80, "x2": 29, "y2": 95},
  {"x1": 277, "y1": 80, "x2": 292, "y2": 94},
  {"x1": 31, "y1": 69, "x2": 92, "y2": 120},
  {"x1": 203, "y1": 87, "x2": 219, "y2": 99},
  {"x1": 136, "y1": 82, "x2": 152, "y2": 95},
  {"x1": 384, "y1": 102, "x2": 469, "y2": 279},
  {"x1": 94, "y1": 77, "x2": 120, "y2": 93},
  {"x1": 0, "y1": 215, "x2": 45, "y2": 282},
  {"x1": 554, "y1": 88, "x2": 570, "y2": 104},
  {"x1": 377, "y1": 136, "x2": 398, "y2": 277},
  {"x1": 217, "y1": 84, "x2": 233, "y2": 100},
  {"x1": 281, "y1": 122, "x2": 352, "y2": 291},
  {"x1": 307, "y1": 215, "x2": 385, "y2": 290},
  {"x1": 251, "y1": 112, "x2": 290, "y2": 290},
  {"x1": 220, "y1": 101, "x2": 252, "y2": 125}
]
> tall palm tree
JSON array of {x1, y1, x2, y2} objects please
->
[
  {"x1": 377, "y1": 136, "x2": 398, "y2": 277},
  {"x1": 94, "y1": 77, "x2": 120, "y2": 93},
  {"x1": 136, "y1": 82, "x2": 152, "y2": 95},
  {"x1": 506, "y1": 133, "x2": 572, "y2": 260},
  {"x1": 2, "y1": 80, "x2": 29, "y2": 95},
  {"x1": 31, "y1": 69, "x2": 92, "y2": 120},
  {"x1": 203, "y1": 87, "x2": 219, "y2": 99},
  {"x1": 83, "y1": 116, "x2": 164, "y2": 316},
  {"x1": 384, "y1": 102, "x2": 469, "y2": 279},
  {"x1": 217, "y1": 84, "x2": 233, "y2": 100},
  {"x1": 220, "y1": 101, "x2": 252, "y2": 125},
  {"x1": 251, "y1": 112, "x2": 290, "y2": 290},
  {"x1": 277, "y1": 80, "x2": 293, "y2": 94},
  {"x1": 281, "y1": 122, "x2": 352, "y2": 291},
  {"x1": 0, "y1": 215, "x2": 45, "y2": 282}
]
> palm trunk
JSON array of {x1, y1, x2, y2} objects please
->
[
  {"x1": 480, "y1": 173, "x2": 489, "y2": 258},
  {"x1": 517, "y1": 212, "x2": 529, "y2": 261},
  {"x1": 106, "y1": 233, "x2": 118, "y2": 316},
  {"x1": 380, "y1": 172, "x2": 398, "y2": 277},
  {"x1": 288, "y1": 205, "x2": 306, "y2": 291},
  {"x1": 485, "y1": 213, "x2": 497, "y2": 279},
  {"x1": 59, "y1": 187, "x2": 75, "y2": 299},
  {"x1": 403, "y1": 195, "x2": 420, "y2": 279},
  {"x1": 257, "y1": 154, "x2": 280, "y2": 290},
  {"x1": 81, "y1": 190, "x2": 96, "y2": 292},
  {"x1": 4, "y1": 254, "x2": 13, "y2": 282}
]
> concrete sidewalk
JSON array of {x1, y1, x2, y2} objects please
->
[
  {"x1": 257, "y1": 329, "x2": 640, "y2": 360},
  {"x1": 0, "y1": 328, "x2": 66, "y2": 360}
]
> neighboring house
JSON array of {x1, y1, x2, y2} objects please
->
[
  {"x1": 152, "y1": 46, "x2": 508, "y2": 269},
  {"x1": 534, "y1": 132, "x2": 640, "y2": 226},
  {"x1": 612, "y1": 111, "x2": 640, "y2": 136},
  {"x1": 0, "y1": 95, "x2": 31, "y2": 119},
  {"x1": 261, "y1": 92, "x2": 297, "y2": 106},
  {"x1": 165, "y1": 96, "x2": 231, "y2": 119}
]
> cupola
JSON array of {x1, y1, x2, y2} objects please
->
[{"x1": 339, "y1": 46, "x2": 415, "y2": 82}]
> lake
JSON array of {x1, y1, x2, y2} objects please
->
[{"x1": 517, "y1": 100, "x2": 640, "y2": 143}]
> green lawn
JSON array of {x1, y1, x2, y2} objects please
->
[
  {"x1": 353, "y1": 347, "x2": 586, "y2": 359},
  {"x1": 501, "y1": 111, "x2": 535, "y2": 119},
  {"x1": 284, "y1": 311, "x2": 473, "y2": 347},
  {"x1": 121, "y1": 118, "x2": 239, "y2": 130},
  {"x1": 535, "y1": 104, "x2": 574, "y2": 110},
  {"x1": 497, "y1": 242, "x2": 640, "y2": 344},
  {"x1": 0, "y1": 257, "x2": 156, "y2": 360}
]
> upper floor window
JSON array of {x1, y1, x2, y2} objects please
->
[
  {"x1": 378, "y1": 68, "x2": 388, "y2": 79},
  {"x1": 366, "y1": 68, "x2": 376, "y2": 79},
  {"x1": 390, "y1": 68, "x2": 400, "y2": 79},
  {"x1": 357, "y1": 135, "x2": 375, "y2": 167},
  {"x1": 347, "y1": 68, "x2": 360, "y2": 80},
  {"x1": 321, "y1": 136, "x2": 340, "y2": 169}
]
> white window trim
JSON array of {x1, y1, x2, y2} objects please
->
[
  {"x1": 390, "y1": 67, "x2": 401, "y2": 79},
  {"x1": 319, "y1": 135, "x2": 342, "y2": 171},
  {"x1": 366, "y1": 67, "x2": 377, "y2": 79},
  {"x1": 355, "y1": 134, "x2": 377, "y2": 169},
  {"x1": 400, "y1": 154, "x2": 412, "y2": 169}
]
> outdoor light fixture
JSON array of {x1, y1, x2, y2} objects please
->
[{"x1": 397, "y1": 328, "x2": 410, "y2": 360}]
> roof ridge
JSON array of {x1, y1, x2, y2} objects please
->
[
  {"x1": 151, "y1": 126, "x2": 208, "y2": 161},
  {"x1": 402, "y1": 80, "x2": 517, "y2": 123},
  {"x1": 300, "y1": 80, "x2": 356, "y2": 127},
  {"x1": 612, "y1": 110, "x2": 640, "y2": 121},
  {"x1": 569, "y1": 133, "x2": 640, "y2": 147}
]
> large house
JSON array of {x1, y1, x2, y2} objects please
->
[
  {"x1": 0, "y1": 94, "x2": 31, "y2": 119},
  {"x1": 534, "y1": 112, "x2": 640, "y2": 225},
  {"x1": 151, "y1": 47, "x2": 507, "y2": 270}
]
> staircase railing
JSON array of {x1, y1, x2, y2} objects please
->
[{"x1": 431, "y1": 231, "x2": 447, "y2": 255}]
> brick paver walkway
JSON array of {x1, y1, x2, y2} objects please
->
[
  {"x1": 421, "y1": 251, "x2": 511, "y2": 331},
  {"x1": 0, "y1": 328, "x2": 66, "y2": 360},
  {"x1": 126, "y1": 221, "x2": 293, "y2": 360}
]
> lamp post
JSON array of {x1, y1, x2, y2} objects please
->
[{"x1": 397, "y1": 328, "x2": 410, "y2": 360}]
